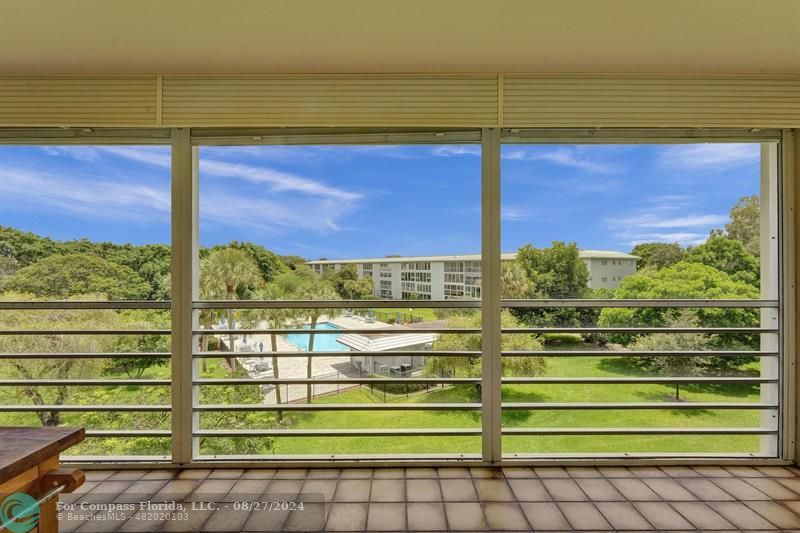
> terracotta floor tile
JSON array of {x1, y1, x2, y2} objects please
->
[
  {"x1": 677, "y1": 478, "x2": 736, "y2": 501},
  {"x1": 371, "y1": 478, "x2": 405, "y2": 502},
  {"x1": 501, "y1": 466, "x2": 536, "y2": 478},
  {"x1": 541, "y1": 478, "x2": 588, "y2": 501},
  {"x1": 609, "y1": 478, "x2": 661, "y2": 501},
  {"x1": 407, "y1": 478, "x2": 442, "y2": 501},
  {"x1": 744, "y1": 477, "x2": 800, "y2": 499},
  {"x1": 670, "y1": 501, "x2": 735, "y2": 530},
  {"x1": 326, "y1": 502, "x2": 368, "y2": 531},
  {"x1": 596, "y1": 501, "x2": 653, "y2": 530},
  {"x1": 333, "y1": 479, "x2": 371, "y2": 502},
  {"x1": 440, "y1": 478, "x2": 478, "y2": 502},
  {"x1": 557, "y1": 502, "x2": 613, "y2": 530},
  {"x1": 281, "y1": 501, "x2": 326, "y2": 532},
  {"x1": 708, "y1": 501, "x2": 777, "y2": 530},
  {"x1": 641, "y1": 478, "x2": 697, "y2": 501},
  {"x1": 367, "y1": 502, "x2": 407, "y2": 531},
  {"x1": 519, "y1": 502, "x2": 572, "y2": 531},
  {"x1": 633, "y1": 502, "x2": 694, "y2": 530},
  {"x1": 442, "y1": 502, "x2": 487, "y2": 531},
  {"x1": 437, "y1": 467, "x2": 471, "y2": 478},
  {"x1": 710, "y1": 477, "x2": 771, "y2": 500},
  {"x1": 300, "y1": 479, "x2": 338, "y2": 502},
  {"x1": 339, "y1": 468, "x2": 373, "y2": 479},
  {"x1": 474, "y1": 478, "x2": 515, "y2": 501},
  {"x1": 406, "y1": 467, "x2": 438, "y2": 478},
  {"x1": 744, "y1": 501, "x2": 800, "y2": 528},
  {"x1": 373, "y1": 468, "x2": 405, "y2": 479},
  {"x1": 567, "y1": 466, "x2": 603, "y2": 478},
  {"x1": 575, "y1": 478, "x2": 626, "y2": 501},
  {"x1": 408, "y1": 502, "x2": 448, "y2": 531},
  {"x1": 507, "y1": 478, "x2": 551, "y2": 501},
  {"x1": 483, "y1": 502, "x2": 530, "y2": 531},
  {"x1": 534, "y1": 467, "x2": 571, "y2": 478}
]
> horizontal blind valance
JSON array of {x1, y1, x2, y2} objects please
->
[
  {"x1": 0, "y1": 75, "x2": 159, "y2": 127},
  {"x1": 160, "y1": 75, "x2": 499, "y2": 127},
  {"x1": 0, "y1": 74, "x2": 798, "y2": 128},
  {"x1": 502, "y1": 75, "x2": 800, "y2": 128}
]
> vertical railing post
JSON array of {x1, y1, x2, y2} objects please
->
[
  {"x1": 761, "y1": 143, "x2": 780, "y2": 457},
  {"x1": 171, "y1": 128, "x2": 199, "y2": 464},
  {"x1": 481, "y1": 128, "x2": 502, "y2": 463}
]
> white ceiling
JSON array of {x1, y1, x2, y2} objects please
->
[{"x1": 1, "y1": 0, "x2": 798, "y2": 74}]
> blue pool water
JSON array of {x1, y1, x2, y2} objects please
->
[{"x1": 285, "y1": 322, "x2": 347, "y2": 352}]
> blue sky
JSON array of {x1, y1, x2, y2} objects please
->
[{"x1": 0, "y1": 142, "x2": 760, "y2": 258}]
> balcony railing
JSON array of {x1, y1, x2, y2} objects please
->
[{"x1": 0, "y1": 298, "x2": 782, "y2": 464}]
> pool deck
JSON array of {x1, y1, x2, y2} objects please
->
[{"x1": 233, "y1": 315, "x2": 392, "y2": 402}]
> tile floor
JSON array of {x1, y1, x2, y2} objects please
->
[{"x1": 59, "y1": 465, "x2": 800, "y2": 531}]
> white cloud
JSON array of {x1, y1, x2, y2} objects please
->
[
  {"x1": 659, "y1": 143, "x2": 760, "y2": 171},
  {"x1": 432, "y1": 145, "x2": 481, "y2": 157},
  {"x1": 503, "y1": 147, "x2": 623, "y2": 174},
  {"x1": 501, "y1": 205, "x2": 530, "y2": 221},
  {"x1": 41, "y1": 146, "x2": 102, "y2": 161},
  {"x1": 47, "y1": 145, "x2": 362, "y2": 203},
  {"x1": 0, "y1": 165, "x2": 357, "y2": 235},
  {"x1": 614, "y1": 213, "x2": 728, "y2": 229},
  {"x1": 0, "y1": 167, "x2": 170, "y2": 222},
  {"x1": 621, "y1": 232, "x2": 709, "y2": 247}
]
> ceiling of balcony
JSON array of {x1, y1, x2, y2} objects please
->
[{"x1": 0, "y1": 0, "x2": 798, "y2": 75}]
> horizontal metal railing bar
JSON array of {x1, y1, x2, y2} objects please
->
[
  {"x1": 194, "y1": 376, "x2": 774, "y2": 386},
  {"x1": 0, "y1": 379, "x2": 171, "y2": 386},
  {"x1": 194, "y1": 327, "x2": 480, "y2": 335},
  {"x1": 502, "y1": 427, "x2": 777, "y2": 435},
  {"x1": 193, "y1": 350, "x2": 480, "y2": 358},
  {"x1": 501, "y1": 402, "x2": 779, "y2": 410},
  {"x1": 189, "y1": 298, "x2": 779, "y2": 310},
  {"x1": 0, "y1": 301, "x2": 171, "y2": 310},
  {"x1": 194, "y1": 299, "x2": 481, "y2": 309},
  {"x1": 0, "y1": 329, "x2": 170, "y2": 335},
  {"x1": 501, "y1": 377, "x2": 776, "y2": 384},
  {"x1": 195, "y1": 403, "x2": 482, "y2": 411},
  {"x1": 194, "y1": 428, "x2": 482, "y2": 437},
  {"x1": 84, "y1": 430, "x2": 171, "y2": 437},
  {"x1": 0, "y1": 352, "x2": 171, "y2": 359},
  {"x1": 500, "y1": 350, "x2": 779, "y2": 358},
  {"x1": 502, "y1": 327, "x2": 776, "y2": 334},
  {"x1": 501, "y1": 299, "x2": 779, "y2": 308},
  {"x1": 0, "y1": 405, "x2": 171, "y2": 412},
  {"x1": 193, "y1": 326, "x2": 777, "y2": 335},
  {"x1": 195, "y1": 377, "x2": 480, "y2": 385},
  {"x1": 190, "y1": 401, "x2": 776, "y2": 412}
]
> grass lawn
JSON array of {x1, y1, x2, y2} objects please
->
[
  {"x1": 0, "y1": 355, "x2": 764, "y2": 457},
  {"x1": 275, "y1": 355, "x2": 762, "y2": 456},
  {"x1": 371, "y1": 307, "x2": 438, "y2": 322}
]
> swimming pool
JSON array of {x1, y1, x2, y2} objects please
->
[{"x1": 285, "y1": 322, "x2": 348, "y2": 352}]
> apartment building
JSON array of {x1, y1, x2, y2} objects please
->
[{"x1": 308, "y1": 250, "x2": 639, "y2": 299}]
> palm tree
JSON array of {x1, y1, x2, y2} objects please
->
[
  {"x1": 298, "y1": 283, "x2": 341, "y2": 403},
  {"x1": 200, "y1": 248, "x2": 263, "y2": 371},
  {"x1": 501, "y1": 260, "x2": 532, "y2": 299},
  {"x1": 242, "y1": 283, "x2": 296, "y2": 421}
]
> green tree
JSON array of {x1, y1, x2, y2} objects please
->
[
  {"x1": 628, "y1": 313, "x2": 712, "y2": 400},
  {"x1": 297, "y1": 283, "x2": 341, "y2": 403},
  {"x1": 598, "y1": 262, "x2": 759, "y2": 359},
  {"x1": 425, "y1": 311, "x2": 545, "y2": 397},
  {"x1": 630, "y1": 243, "x2": 684, "y2": 270},
  {"x1": 725, "y1": 195, "x2": 760, "y2": 256},
  {"x1": 200, "y1": 248, "x2": 264, "y2": 370},
  {"x1": 107, "y1": 309, "x2": 170, "y2": 378},
  {"x1": 501, "y1": 260, "x2": 533, "y2": 299},
  {"x1": 513, "y1": 242, "x2": 591, "y2": 328},
  {"x1": 2, "y1": 253, "x2": 150, "y2": 299},
  {"x1": 241, "y1": 284, "x2": 299, "y2": 420},
  {"x1": 208, "y1": 241, "x2": 286, "y2": 284},
  {"x1": 685, "y1": 234, "x2": 759, "y2": 286}
]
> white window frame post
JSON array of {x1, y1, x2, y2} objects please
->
[
  {"x1": 481, "y1": 128, "x2": 502, "y2": 463},
  {"x1": 171, "y1": 128, "x2": 199, "y2": 464}
]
